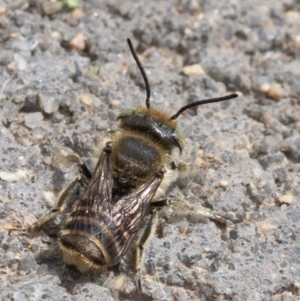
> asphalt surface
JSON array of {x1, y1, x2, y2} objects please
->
[{"x1": 0, "y1": 1, "x2": 300, "y2": 300}]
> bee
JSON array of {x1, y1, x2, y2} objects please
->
[{"x1": 14, "y1": 39, "x2": 238, "y2": 292}]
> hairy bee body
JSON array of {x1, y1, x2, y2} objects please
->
[
  {"x1": 58, "y1": 142, "x2": 165, "y2": 274},
  {"x1": 57, "y1": 106, "x2": 179, "y2": 273}
]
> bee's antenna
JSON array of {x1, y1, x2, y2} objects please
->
[
  {"x1": 170, "y1": 93, "x2": 238, "y2": 120},
  {"x1": 127, "y1": 39, "x2": 151, "y2": 109}
]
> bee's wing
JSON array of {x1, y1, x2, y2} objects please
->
[
  {"x1": 68, "y1": 146, "x2": 113, "y2": 229},
  {"x1": 66, "y1": 144, "x2": 163, "y2": 266},
  {"x1": 110, "y1": 171, "x2": 164, "y2": 258},
  {"x1": 83, "y1": 146, "x2": 113, "y2": 213}
]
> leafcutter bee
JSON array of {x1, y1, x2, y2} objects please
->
[{"x1": 13, "y1": 39, "x2": 238, "y2": 292}]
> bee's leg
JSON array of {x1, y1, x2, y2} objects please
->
[
  {"x1": 30, "y1": 153, "x2": 95, "y2": 231},
  {"x1": 170, "y1": 160, "x2": 198, "y2": 180},
  {"x1": 11, "y1": 156, "x2": 91, "y2": 234},
  {"x1": 168, "y1": 161, "x2": 226, "y2": 225},
  {"x1": 150, "y1": 198, "x2": 169, "y2": 208},
  {"x1": 151, "y1": 197, "x2": 225, "y2": 224},
  {"x1": 167, "y1": 199, "x2": 226, "y2": 225},
  {"x1": 135, "y1": 209, "x2": 158, "y2": 293},
  {"x1": 26, "y1": 175, "x2": 82, "y2": 233}
]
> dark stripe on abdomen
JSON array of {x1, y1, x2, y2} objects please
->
[
  {"x1": 60, "y1": 233, "x2": 106, "y2": 266},
  {"x1": 63, "y1": 214, "x2": 128, "y2": 266}
]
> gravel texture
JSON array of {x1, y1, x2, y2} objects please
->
[{"x1": 1, "y1": 0, "x2": 300, "y2": 300}]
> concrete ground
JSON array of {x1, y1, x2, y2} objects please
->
[{"x1": 0, "y1": 1, "x2": 300, "y2": 300}]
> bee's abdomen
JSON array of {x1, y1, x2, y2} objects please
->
[
  {"x1": 59, "y1": 232, "x2": 106, "y2": 272},
  {"x1": 112, "y1": 134, "x2": 163, "y2": 185},
  {"x1": 59, "y1": 209, "x2": 125, "y2": 272}
]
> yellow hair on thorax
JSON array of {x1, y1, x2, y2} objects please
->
[{"x1": 135, "y1": 106, "x2": 178, "y2": 129}]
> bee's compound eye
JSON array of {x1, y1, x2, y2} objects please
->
[{"x1": 158, "y1": 122, "x2": 162, "y2": 127}]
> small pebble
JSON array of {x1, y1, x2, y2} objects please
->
[
  {"x1": 36, "y1": 263, "x2": 48, "y2": 276},
  {"x1": 262, "y1": 223, "x2": 276, "y2": 232},
  {"x1": 110, "y1": 275, "x2": 126, "y2": 290},
  {"x1": 260, "y1": 82, "x2": 283, "y2": 101},
  {"x1": 294, "y1": 35, "x2": 300, "y2": 47},
  {"x1": 13, "y1": 53, "x2": 27, "y2": 71},
  {"x1": 0, "y1": 170, "x2": 27, "y2": 182},
  {"x1": 284, "y1": 11, "x2": 300, "y2": 23},
  {"x1": 71, "y1": 8, "x2": 84, "y2": 19},
  {"x1": 0, "y1": 6, "x2": 6, "y2": 15},
  {"x1": 278, "y1": 192, "x2": 293, "y2": 205},
  {"x1": 9, "y1": 32, "x2": 20, "y2": 39},
  {"x1": 51, "y1": 31, "x2": 62, "y2": 41},
  {"x1": 182, "y1": 64, "x2": 205, "y2": 76},
  {"x1": 174, "y1": 288, "x2": 187, "y2": 301},
  {"x1": 184, "y1": 27, "x2": 193, "y2": 37},
  {"x1": 3, "y1": 102, "x2": 18, "y2": 122},
  {"x1": 38, "y1": 88, "x2": 59, "y2": 114},
  {"x1": 281, "y1": 137, "x2": 300, "y2": 160},
  {"x1": 69, "y1": 33, "x2": 86, "y2": 51},
  {"x1": 267, "y1": 83, "x2": 283, "y2": 101},
  {"x1": 151, "y1": 286, "x2": 166, "y2": 300},
  {"x1": 110, "y1": 100, "x2": 121, "y2": 108},
  {"x1": 42, "y1": 1, "x2": 63, "y2": 15},
  {"x1": 24, "y1": 112, "x2": 44, "y2": 129},
  {"x1": 6, "y1": 62, "x2": 16, "y2": 71},
  {"x1": 80, "y1": 93, "x2": 94, "y2": 106},
  {"x1": 219, "y1": 180, "x2": 229, "y2": 187},
  {"x1": 259, "y1": 83, "x2": 271, "y2": 93}
]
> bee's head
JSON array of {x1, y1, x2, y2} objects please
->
[
  {"x1": 117, "y1": 106, "x2": 184, "y2": 152},
  {"x1": 117, "y1": 39, "x2": 238, "y2": 153}
]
